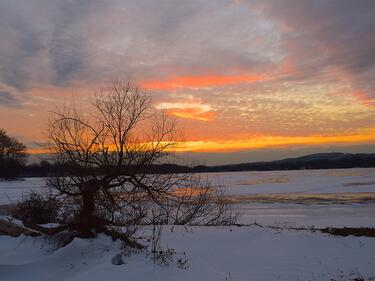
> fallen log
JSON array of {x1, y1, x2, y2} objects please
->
[{"x1": 0, "y1": 218, "x2": 41, "y2": 237}]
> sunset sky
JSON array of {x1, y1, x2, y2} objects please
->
[{"x1": 0, "y1": 0, "x2": 374, "y2": 164}]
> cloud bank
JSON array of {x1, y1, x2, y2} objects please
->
[{"x1": 0, "y1": 0, "x2": 374, "y2": 153}]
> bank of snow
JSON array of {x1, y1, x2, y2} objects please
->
[{"x1": 1, "y1": 226, "x2": 374, "y2": 281}]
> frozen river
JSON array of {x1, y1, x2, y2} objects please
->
[{"x1": 1, "y1": 168, "x2": 375, "y2": 227}]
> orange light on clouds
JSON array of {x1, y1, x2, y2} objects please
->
[
  {"x1": 352, "y1": 90, "x2": 375, "y2": 108},
  {"x1": 173, "y1": 131, "x2": 375, "y2": 152},
  {"x1": 167, "y1": 108, "x2": 216, "y2": 121},
  {"x1": 26, "y1": 130, "x2": 375, "y2": 155},
  {"x1": 156, "y1": 101, "x2": 215, "y2": 121},
  {"x1": 142, "y1": 73, "x2": 270, "y2": 90}
]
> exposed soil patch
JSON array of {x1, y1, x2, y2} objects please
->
[
  {"x1": 225, "y1": 192, "x2": 375, "y2": 204},
  {"x1": 240, "y1": 223, "x2": 375, "y2": 238},
  {"x1": 0, "y1": 204, "x2": 13, "y2": 215},
  {"x1": 343, "y1": 181, "x2": 375, "y2": 187},
  {"x1": 321, "y1": 227, "x2": 375, "y2": 237}
]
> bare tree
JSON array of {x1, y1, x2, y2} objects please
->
[
  {"x1": 46, "y1": 80, "x2": 177, "y2": 236},
  {"x1": 15, "y1": 79, "x2": 237, "y2": 248},
  {"x1": 149, "y1": 177, "x2": 238, "y2": 226},
  {"x1": 0, "y1": 129, "x2": 27, "y2": 179}
]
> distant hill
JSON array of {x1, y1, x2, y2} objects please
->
[{"x1": 191, "y1": 152, "x2": 375, "y2": 173}]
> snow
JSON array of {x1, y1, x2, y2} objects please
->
[
  {"x1": 1, "y1": 168, "x2": 375, "y2": 280},
  {"x1": 208, "y1": 168, "x2": 375, "y2": 195},
  {"x1": 0, "y1": 226, "x2": 374, "y2": 281},
  {"x1": 238, "y1": 203, "x2": 375, "y2": 228},
  {"x1": 0, "y1": 178, "x2": 48, "y2": 205},
  {"x1": 1, "y1": 168, "x2": 375, "y2": 203},
  {"x1": 1, "y1": 168, "x2": 375, "y2": 227}
]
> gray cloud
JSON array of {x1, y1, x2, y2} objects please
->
[
  {"x1": 0, "y1": 0, "x2": 374, "y2": 107},
  {"x1": 0, "y1": 0, "x2": 277, "y2": 89},
  {"x1": 0, "y1": 0, "x2": 103, "y2": 89},
  {"x1": 0, "y1": 2, "x2": 45, "y2": 89},
  {"x1": 251, "y1": 0, "x2": 375, "y2": 97},
  {"x1": 0, "y1": 91, "x2": 20, "y2": 107}
]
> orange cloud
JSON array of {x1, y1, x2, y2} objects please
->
[
  {"x1": 142, "y1": 73, "x2": 270, "y2": 90},
  {"x1": 156, "y1": 101, "x2": 215, "y2": 121},
  {"x1": 280, "y1": 56, "x2": 297, "y2": 74},
  {"x1": 173, "y1": 130, "x2": 375, "y2": 152},
  {"x1": 167, "y1": 108, "x2": 216, "y2": 121},
  {"x1": 352, "y1": 90, "x2": 375, "y2": 108}
]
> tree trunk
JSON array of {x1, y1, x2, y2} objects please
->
[{"x1": 78, "y1": 187, "x2": 96, "y2": 237}]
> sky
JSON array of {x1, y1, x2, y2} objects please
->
[{"x1": 0, "y1": 0, "x2": 374, "y2": 165}]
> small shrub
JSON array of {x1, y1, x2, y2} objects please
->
[{"x1": 12, "y1": 191, "x2": 59, "y2": 224}]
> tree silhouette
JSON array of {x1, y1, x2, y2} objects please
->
[
  {"x1": 40, "y1": 79, "x2": 236, "y2": 245},
  {"x1": 0, "y1": 129, "x2": 26, "y2": 179}
]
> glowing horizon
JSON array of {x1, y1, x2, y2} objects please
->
[{"x1": 26, "y1": 129, "x2": 375, "y2": 155}]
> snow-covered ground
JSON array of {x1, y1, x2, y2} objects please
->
[
  {"x1": 1, "y1": 168, "x2": 375, "y2": 227},
  {"x1": 1, "y1": 169, "x2": 375, "y2": 281},
  {"x1": 210, "y1": 168, "x2": 375, "y2": 195},
  {"x1": 209, "y1": 168, "x2": 375, "y2": 227},
  {"x1": 0, "y1": 226, "x2": 374, "y2": 281}
]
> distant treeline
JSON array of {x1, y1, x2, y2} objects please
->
[
  {"x1": 199, "y1": 153, "x2": 375, "y2": 173},
  {"x1": 19, "y1": 153, "x2": 375, "y2": 177}
]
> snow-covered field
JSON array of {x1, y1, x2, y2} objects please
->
[
  {"x1": 211, "y1": 168, "x2": 375, "y2": 227},
  {"x1": 1, "y1": 168, "x2": 375, "y2": 227},
  {"x1": 1, "y1": 226, "x2": 375, "y2": 281},
  {"x1": 211, "y1": 168, "x2": 375, "y2": 195},
  {"x1": 1, "y1": 168, "x2": 375, "y2": 281}
]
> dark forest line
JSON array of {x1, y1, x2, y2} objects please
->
[{"x1": 19, "y1": 152, "x2": 375, "y2": 177}]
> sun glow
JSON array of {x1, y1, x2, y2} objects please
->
[
  {"x1": 173, "y1": 132, "x2": 375, "y2": 152},
  {"x1": 26, "y1": 130, "x2": 375, "y2": 155}
]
